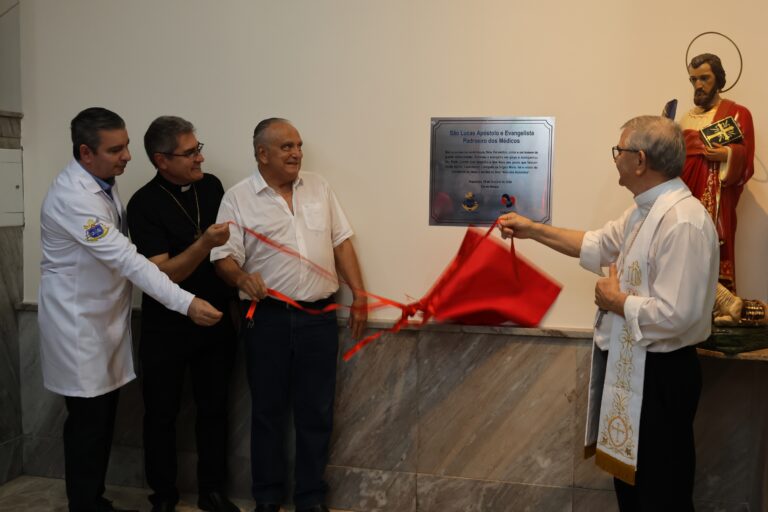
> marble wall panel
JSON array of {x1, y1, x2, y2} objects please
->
[
  {"x1": 573, "y1": 342, "x2": 615, "y2": 491},
  {"x1": 0, "y1": 115, "x2": 20, "y2": 139},
  {"x1": 693, "y1": 501, "x2": 750, "y2": 512},
  {"x1": 19, "y1": 310, "x2": 67, "y2": 438},
  {"x1": 174, "y1": 449, "x2": 251, "y2": 500},
  {"x1": 325, "y1": 465, "x2": 416, "y2": 512},
  {"x1": 0, "y1": 137, "x2": 17, "y2": 149},
  {"x1": 0, "y1": 362, "x2": 21, "y2": 441},
  {"x1": 14, "y1": 307, "x2": 768, "y2": 511},
  {"x1": 417, "y1": 332, "x2": 577, "y2": 486},
  {"x1": 224, "y1": 453, "x2": 252, "y2": 500},
  {"x1": 572, "y1": 488, "x2": 619, "y2": 512},
  {"x1": 174, "y1": 450, "x2": 201, "y2": 497},
  {"x1": 0, "y1": 112, "x2": 20, "y2": 150},
  {"x1": 0, "y1": 227, "x2": 22, "y2": 446},
  {"x1": 693, "y1": 358, "x2": 754, "y2": 504},
  {"x1": 105, "y1": 445, "x2": 144, "y2": 488},
  {"x1": 749, "y1": 361, "x2": 768, "y2": 512},
  {"x1": 110, "y1": 379, "x2": 144, "y2": 448},
  {"x1": 22, "y1": 435, "x2": 64, "y2": 479},
  {"x1": 0, "y1": 438, "x2": 22, "y2": 485},
  {"x1": 416, "y1": 474, "x2": 571, "y2": 512},
  {"x1": 331, "y1": 330, "x2": 418, "y2": 471},
  {"x1": 227, "y1": 341, "x2": 252, "y2": 460},
  {"x1": 111, "y1": 316, "x2": 144, "y2": 448},
  {"x1": 19, "y1": 310, "x2": 66, "y2": 480}
]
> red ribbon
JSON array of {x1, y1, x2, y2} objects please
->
[{"x1": 232, "y1": 220, "x2": 514, "y2": 361}]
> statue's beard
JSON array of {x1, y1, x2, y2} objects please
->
[{"x1": 694, "y1": 87, "x2": 718, "y2": 109}]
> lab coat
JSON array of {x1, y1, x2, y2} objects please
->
[{"x1": 39, "y1": 159, "x2": 194, "y2": 397}]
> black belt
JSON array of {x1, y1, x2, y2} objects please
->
[{"x1": 242, "y1": 296, "x2": 334, "y2": 310}]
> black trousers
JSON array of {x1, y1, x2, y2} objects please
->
[
  {"x1": 243, "y1": 298, "x2": 338, "y2": 509},
  {"x1": 64, "y1": 388, "x2": 120, "y2": 512},
  {"x1": 614, "y1": 345, "x2": 702, "y2": 512},
  {"x1": 140, "y1": 318, "x2": 236, "y2": 506}
]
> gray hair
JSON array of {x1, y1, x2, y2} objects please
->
[
  {"x1": 621, "y1": 116, "x2": 686, "y2": 179},
  {"x1": 252, "y1": 117, "x2": 290, "y2": 155},
  {"x1": 144, "y1": 115, "x2": 195, "y2": 168}
]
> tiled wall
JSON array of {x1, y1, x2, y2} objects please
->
[
  {"x1": 15, "y1": 311, "x2": 768, "y2": 511},
  {"x1": 0, "y1": 111, "x2": 23, "y2": 486}
]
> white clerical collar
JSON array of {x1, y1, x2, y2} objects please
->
[{"x1": 634, "y1": 178, "x2": 684, "y2": 214}]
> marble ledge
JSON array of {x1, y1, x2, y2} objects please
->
[
  {"x1": 697, "y1": 347, "x2": 768, "y2": 362},
  {"x1": 366, "y1": 320, "x2": 593, "y2": 339},
  {"x1": 20, "y1": 301, "x2": 768, "y2": 354},
  {"x1": 16, "y1": 302, "x2": 594, "y2": 340}
]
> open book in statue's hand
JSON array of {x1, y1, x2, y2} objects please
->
[{"x1": 700, "y1": 116, "x2": 744, "y2": 148}]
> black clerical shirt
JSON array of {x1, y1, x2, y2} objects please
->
[{"x1": 127, "y1": 172, "x2": 234, "y2": 331}]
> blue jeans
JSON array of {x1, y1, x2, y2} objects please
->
[{"x1": 242, "y1": 297, "x2": 338, "y2": 508}]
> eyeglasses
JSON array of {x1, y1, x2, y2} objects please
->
[
  {"x1": 161, "y1": 142, "x2": 204, "y2": 159},
  {"x1": 612, "y1": 146, "x2": 640, "y2": 160}
]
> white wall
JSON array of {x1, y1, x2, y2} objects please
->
[
  {"x1": 0, "y1": 0, "x2": 21, "y2": 112},
  {"x1": 19, "y1": 0, "x2": 768, "y2": 327}
]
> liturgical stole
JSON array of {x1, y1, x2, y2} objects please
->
[{"x1": 584, "y1": 186, "x2": 690, "y2": 485}]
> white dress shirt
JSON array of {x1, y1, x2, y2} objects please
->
[
  {"x1": 211, "y1": 170, "x2": 353, "y2": 302},
  {"x1": 580, "y1": 178, "x2": 719, "y2": 352}
]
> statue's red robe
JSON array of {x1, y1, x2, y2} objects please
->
[{"x1": 680, "y1": 99, "x2": 754, "y2": 292}]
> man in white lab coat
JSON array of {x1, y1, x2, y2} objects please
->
[{"x1": 38, "y1": 107, "x2": 222, "y2": 512}]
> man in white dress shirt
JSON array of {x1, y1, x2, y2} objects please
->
[
  {"x1": 499, "y1": 116, "x2": 718, "y2": 512},
  {"x1": 39, "y1": 107, "x2": 222, "y2": 512},
  {"x1": 212, "y1": 118, "x2": 366, "y2": 512}
]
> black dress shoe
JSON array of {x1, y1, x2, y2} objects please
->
[
  {"x1": 198, "y1": 491, "x2": 241, "y2": 512},
  {"x1": 253, "y1": 504, "x2": 281, "y2": 512},
  {"x1": 296, "y1": 505, "x2": 330, "y2": 512},
  {"x1": 149, "y1": 501, "x2": 177, "y2": 512}
]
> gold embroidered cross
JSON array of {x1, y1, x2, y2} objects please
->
[{"x1": 705, "y1": 121, "x2": 736, "y2": 145}]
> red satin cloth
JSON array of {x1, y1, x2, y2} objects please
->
[{"x1": 235, "y1": 221, "x2": 562, "y2": 361}]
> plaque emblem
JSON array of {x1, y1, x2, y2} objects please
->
[
  {"x1": 461, "y1": 192, "x2": 479, "y2": 212},
  {"x1": 501, "y1": 193, "x2": 516, "y2": 208}
]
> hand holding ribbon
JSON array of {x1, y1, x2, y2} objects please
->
[{"x1": 230, "y1": 218, "x2": 561, "y2": 361}]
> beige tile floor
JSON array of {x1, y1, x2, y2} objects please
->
[{"x1": 0, "y1": 476, "x2": 349, "y2": 512}]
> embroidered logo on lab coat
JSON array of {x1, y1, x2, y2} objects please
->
[{"x1": 84, "y1": 219, "x2": 109, "y2": 242}]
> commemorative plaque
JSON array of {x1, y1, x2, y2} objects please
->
[{"x1": 429, "y1": 117, "x2": 554, "y2": 226}]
